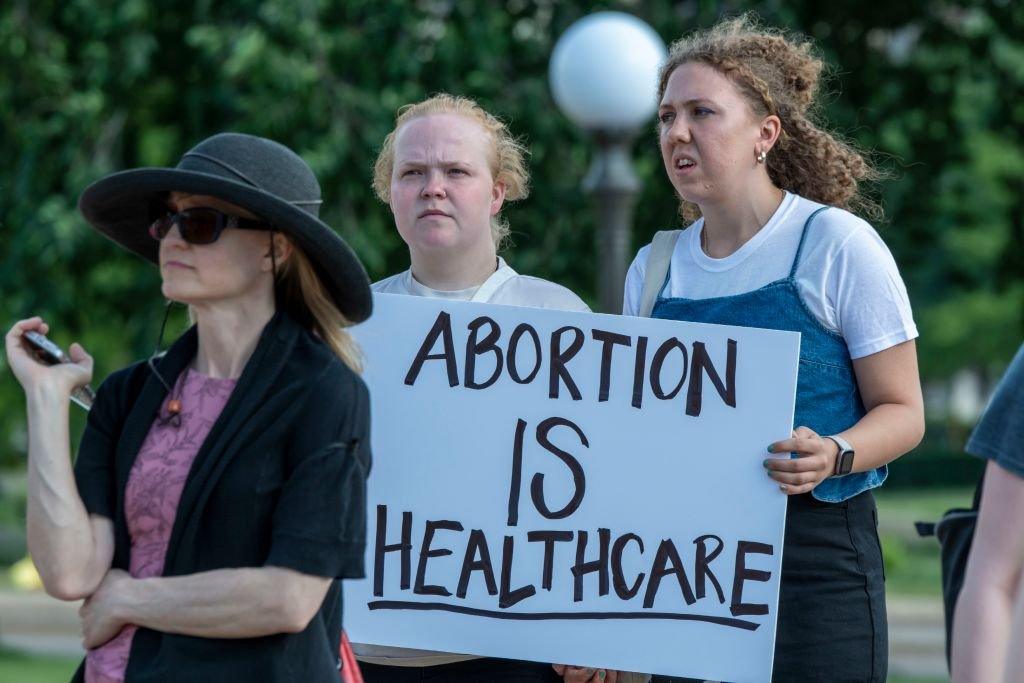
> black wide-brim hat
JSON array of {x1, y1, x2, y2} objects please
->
[{"x1": 78, "y1": 132, "x2": 372, "y2": 323}]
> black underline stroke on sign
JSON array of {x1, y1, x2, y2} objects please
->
[{"x1": 366, "y1": 601, "x2": 760, "y2": 631}]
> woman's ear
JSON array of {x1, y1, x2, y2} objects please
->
[
  {"x1": 760, "y1": 114, "x2": 783, "y2": 151},
  {"x1": 490, "y1": 180, "x2": 507, "y2": 216},
  {"x1": 265, "y1": 232, "x2": 295, "y2": 272}
]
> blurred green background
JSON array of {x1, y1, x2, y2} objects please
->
[
  {"x1": 2, "y1": 0, "x2": 1023, "y2": 471},
  {"x1": 0, "y1": 0, "x2": 1022, "y2": 679}
]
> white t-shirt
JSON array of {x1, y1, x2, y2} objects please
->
[
  {"x1": 356, "y1": 257, "x2": 588, "y2": 668},
  {"x1": 622, "y1": 192, "x2": 918, "y2": 359},
  {"x1": 372, "y1": 256, "x2": 590, "y2": 312}
]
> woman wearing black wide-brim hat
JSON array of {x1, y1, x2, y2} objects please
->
[{"x1": 5, "y1": 132, "x2": 374, "y2": 682}]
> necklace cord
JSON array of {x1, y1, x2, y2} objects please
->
[{"x1": 148, "y1": 300, "x2": 182, "y2": 426}]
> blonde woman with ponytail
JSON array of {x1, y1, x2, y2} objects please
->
[
  {"x1": 6, "y1": 132, "x2": 373, "y2": 682},
  {"x1": 356, "y1": 95, "x2": 592, "y2": 683},
  {"x1": 624, "y1": 16, "x2": 924, "y2": 682}
]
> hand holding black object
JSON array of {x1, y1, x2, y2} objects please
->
[{"x1": 6, "y1": 316, "x2": 94, "y2": 402}]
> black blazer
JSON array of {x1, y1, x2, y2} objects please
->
[{"x1": 72, "y1": 312, "x2": 371, "y2": 682}]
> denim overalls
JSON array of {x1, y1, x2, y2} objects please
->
[{"x1": 651, "y1": 208, "x2": 887, "y2": 683}]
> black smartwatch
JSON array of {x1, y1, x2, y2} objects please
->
[{"x1": 826, "y1": 435, "x2": 855, "y2": 476}]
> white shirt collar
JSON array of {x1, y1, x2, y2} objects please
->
[{"x1": 403, "y1": 257, "x2": 517, "y2": 302}]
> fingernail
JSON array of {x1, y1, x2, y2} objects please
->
[
  {"x1": 779, "y1": 484, "x2": 788, "y2": 492},
  {"x1": 766, "y1": 444, "x2": 775, "y2": 453},
  {"x1": 599, "y1": 672, "x2": 607, "y2": 681},
  {"x1": 762, "y1": 459, "x2": 771, "y2": 468},
  {"x1": 766, "y1": 469, "x2": 774, "y2": 478}
]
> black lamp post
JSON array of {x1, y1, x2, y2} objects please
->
[{"x1": 550, "y1": 12, "x2": 667, "y2": 313}]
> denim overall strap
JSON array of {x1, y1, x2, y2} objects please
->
[
  {"x1": 789, "y1": 206, "x2": 829, "y2": 280},
  {"x1": 650, "y1": 206, "x2": 885, "y2": 502},
  {"x1": 783, "y1": 206, "x2": 884, "y2": 501}
]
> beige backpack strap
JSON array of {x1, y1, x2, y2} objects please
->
[{"x1": 638, "y1": 230, "x2": 682, "y2": 317}]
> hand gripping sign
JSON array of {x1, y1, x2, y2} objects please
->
[{"x1": 344, "y1": 293, "x2": 800, "y2": 682}]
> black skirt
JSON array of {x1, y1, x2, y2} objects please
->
[
  {"x1": 654, "y1": 490, "x2": 888, "y2": 683},
  {"x1": 360, "y1": 657, "x2": 561, "y2": 682}
]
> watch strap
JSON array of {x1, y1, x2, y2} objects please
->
[{"x1": 825, "y1": 435, "x2": 855, "y2": 476}]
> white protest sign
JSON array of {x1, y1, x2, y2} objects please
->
[{"x1": 344, "y1": 293, "x2": 800, "y2": 682}]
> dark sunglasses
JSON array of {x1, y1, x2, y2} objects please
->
[{"x1": 148, "y1": 208, "x2": 270, "y2": 245}]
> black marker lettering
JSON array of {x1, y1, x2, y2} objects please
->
[
  {"x1": 531, "y1": 417, "x2": 588, "y2": 519},
  {"x1": 611, "y1": 533, "x2": 646, "y2": 600},
  {"x1": 456, "y1": 529, "x2": 498, "y2": 598},
  {"x1": 730, "y1": 541, "x2": 773, "y2": 617},
  {"x1": 365, "y1": 600, "x2": 760, "y2": 630},
  {"x1": 507, "y1": 418, "x2": 528, "y2": 527},
  {"x1": 572, "y1": 528, "x2": 611, "y2": 602},
  {"x1": 373, "y1": 506, "x2": 412, "y2": 597},
  {"x1": 686, "y1": 339, "x2": 738, "y2": 416},
  {"x1": 631, "y1": 336, "x2": 648, "y2": 409},
  {"x1": 643, "y1": 539, "x2": 696, "y2": 608},
  {"x1": 650, "y1": 337, "x2": 688, "y2": 400},
  {"x1": 413, "y1": 519, "x2": 463, "y2": 597},
  {"x1": 693, "y1": 534, "x2": 726, "y2": 603},
  {"x1": 404, "y1": 312, "x2": 459, "y2": 387},
  {"x1": 465, "y1": 316, "x2": 503, "y2": 390},
  {"x1": 507, "y1": 324, "x2": 542, "y2": 384},
  {"x1": 527, "y1": 530, "x2": 575, "y2": 591},
  {"x1": 499, "y1": 535, "x2": 537, "y2": 608},
  {"x1": 549, "y1": 326, "x2": 584, "y2": 400},
  {"x1": 591, "y1": 329, "x2": 632, "y2": 402}
]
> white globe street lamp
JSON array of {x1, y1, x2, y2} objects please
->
[{"x1": 550, "y1": 12, "x2": 667, "y2": 313}]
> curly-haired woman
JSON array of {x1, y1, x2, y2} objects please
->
[{"x1": 624, "y1": 16, "x2": 925, "y2": 682}]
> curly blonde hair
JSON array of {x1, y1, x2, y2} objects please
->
[
  {"x1": 659, "y1": 14, "x2": 882, "y2": 223},
  {"x1": 373, "y1": 93, "x2": 530, "y2": 248}
]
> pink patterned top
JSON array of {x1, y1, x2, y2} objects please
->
[{"x1": 86, "y1": 368, "x2": 237, "y2": 683}]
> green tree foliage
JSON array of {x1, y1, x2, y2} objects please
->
[{"x1": 1, "y1": 0, "x2": 1022, "y2": 468}]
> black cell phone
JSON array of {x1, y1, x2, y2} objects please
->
[
  {"x1": 24, "y1": 330, "x2": 70, "y2": 365},
  {"x1": 22, "y1": 330, "x2": 95, "y2": 411}
]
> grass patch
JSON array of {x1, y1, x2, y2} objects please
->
[
  {"x1": 875, "y1": 487, "x2": 975, "y2": 532},
  {"x1": 0, "y1": 646, "x2": 78, "y2": 682},
  {"x1": 875, "y1": 487, "x2": 974, "y2": 598}
]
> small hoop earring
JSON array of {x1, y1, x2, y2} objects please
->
[{"x1": 757, "y1": 149, "x2": 767, "y2": 164}]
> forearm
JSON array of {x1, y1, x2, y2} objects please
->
[
  {"x1": 1004, "y1": 575, "x2": 1024, "y2": 683},
  {"x1": 116, "y1": 567, "x2": 327, "y2": 638},
  {"x1": 839, "y1": 401, "x2": 924, "y2": 474},
  {"x1": 951, "y1": 462, "x2": 1024, "y2": 682},
  {"x1": 952, "y1": 576, "x2": 1017, "y2": 681},
  {"x1": 25, "y1": 387, "x2": 106, "y2": 598}
]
